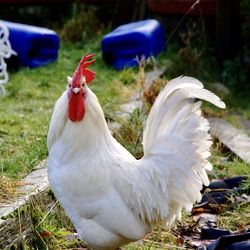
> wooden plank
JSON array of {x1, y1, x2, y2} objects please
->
[
  {"x1": 0, "y1": 160, "x2": 48, "y2": 218},
  {"x1": 208, "y1": 117, "x2": 250, "y2": 164},
  {"x1": 0, "y1": 161, "x2": 50, "y2": 249},
  {"x1": 0, "y1": 217, "x2": 32, "y2": 248},
  {"x1": 0, "y1": 193, "x2": 55, "y2": 249}
]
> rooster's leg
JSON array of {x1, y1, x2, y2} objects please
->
[{"x1": 64, "y1": 232, "x2": 79, "y2": 241}]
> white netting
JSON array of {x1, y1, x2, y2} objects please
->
[{"x1": 0, "y1": 21, "x2": 16, "y2": 95}]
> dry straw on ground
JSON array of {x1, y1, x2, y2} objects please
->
[{"x1": 0, "y1": 176, "x2": 24, "y2": 204}]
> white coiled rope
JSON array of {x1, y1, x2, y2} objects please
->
[{"x1": 0, "y1": 21, "x2": 16, "y2": 95}]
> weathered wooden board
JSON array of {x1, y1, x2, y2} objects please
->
[
  {"x1": 0, "y1": 161, "x2": 50, "y2": 249},
  {"x1": 0, "y1": 160, "x2": 48, "y2": 218},
  {"x1": 209, "y1": 117, "x2": 250, "y2": 164}
]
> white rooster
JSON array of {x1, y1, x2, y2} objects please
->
[{"x1": 47, "y1": 54, "x2": 225, "y2": 250}]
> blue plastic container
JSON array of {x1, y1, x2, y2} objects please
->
[
  {"x1": 1, "y1": 20, "x2": 60, "y2": 68},
  {"x1": 101, "y1": 19, "x2": 166, "y2": 70}
]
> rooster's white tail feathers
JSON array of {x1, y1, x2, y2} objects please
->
[
  {"x1": 138, "y1": 76, "x2": 225, "y2": 224},
  {"x1": 143, "y1": 76, "x2": 225, "y2": 151}
]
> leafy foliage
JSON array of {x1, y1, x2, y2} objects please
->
[{"x1": 222, "y1": 56, "x2": 247, "y2": 87}]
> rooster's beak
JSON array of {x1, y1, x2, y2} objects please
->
[{"x1": 72, "y1": 87, "x2": 81, "y2": 94}]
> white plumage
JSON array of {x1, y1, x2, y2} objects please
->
[{"x1": 47, "y1": 75, "x2": 225, "y2": 250}]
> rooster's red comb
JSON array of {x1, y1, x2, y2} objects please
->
[{"x1": 73, "y1": 53, "x2": 95, "y2": 85}]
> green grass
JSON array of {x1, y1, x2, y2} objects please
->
[{"x1": 217, "y1": 201, "x2": 250, "y2": 231}]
